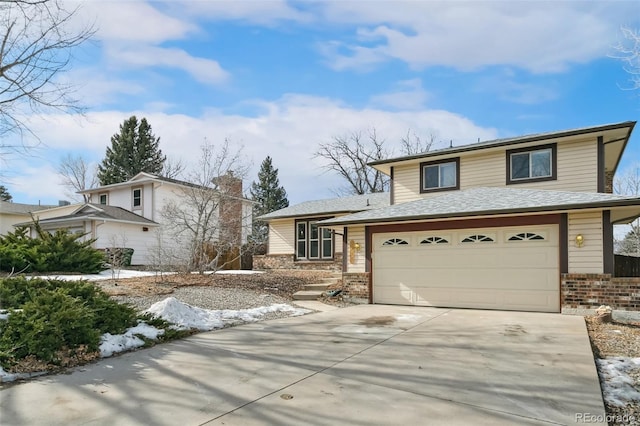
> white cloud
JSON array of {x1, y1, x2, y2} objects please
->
[
  {"x1": 107, "y1": 45, "x2": 229, "y2": 85},
  {"x1": 7, "y1": 95, "x2": 497, "y2": 205},
  {"x1": 369, "y1": 79, "x2": 430, "y2": 110},
  {"x1": 77, "y1": 1, "x2": 197, "y2": 44},
  {"x1": 316, "y1": 2, "x2": 632, "y2": 73},
  {"x1": 175, "y1": 0, "x2": 313, "y2": 25}
]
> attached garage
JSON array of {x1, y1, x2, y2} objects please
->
[{"x1": 372, "y1": 225, "x2": 559, "y2": 312}]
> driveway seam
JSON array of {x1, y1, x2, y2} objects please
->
[{"x1": 198, "y1": 309, "x2": 452, "y2": 425}]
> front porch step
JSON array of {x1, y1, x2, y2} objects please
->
[
  {"x1": 292, "y1": 290, "x2": 325, "y2": 300},
  {"x1": 304, "y1": 283, "x2": 332, "y2": 291}
]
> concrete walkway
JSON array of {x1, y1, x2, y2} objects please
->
[{"x1": 0, "y1": 305, "x2": 606, "y2": 425}]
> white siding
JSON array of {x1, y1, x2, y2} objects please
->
[
  {"x1": 392, "y1": 137, "x2": 599, "y2": 201},
  {"x1": 0, "y1": 213, "x2": 30, "y2": 235},
  {"x1": 568, "y1": 211, "x2": 603, "y2": 273},
  {"x1": 268, "y1": 219, "x2": 295, "y2": 254},
  {"x1": 346, "y1": 225, "x2": 366, "y2": 273},
  {"x1": 32, "y1": 204, "x2": 79, "y2": 220},
  {"x1": 393, "y1": 164, "x2": 421, "y2": 204},
  {"x1": 94, "y1": 222, "x2": 157, "y2": 265}
]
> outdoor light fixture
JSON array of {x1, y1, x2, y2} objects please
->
[
  {"x1": 350, "y1": 240, "x2": 361, "y2": 252},
  {"x1": 575, "y1": 234, "x2": 584, "y2": 248}
]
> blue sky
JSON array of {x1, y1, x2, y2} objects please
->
[{"x1": 2, "y1": 0, "x2": 639, "y2": 206}]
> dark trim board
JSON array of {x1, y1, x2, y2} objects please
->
[
  {"x1": 368, "y1": 214, "x2": 562, "y2": 235},
  {"x1": 342, "y1": 227, "x2": 348, "y2": 273},
  {"x1": 560, "y1": 213, "x2": 568, "y2": 274},
  {"x1": 365, "y1": 226, "x2": 373, "y2": 304},
  {"x1": 597, "y1": 136, "x2": 605, "y2": 193},
  {"x1": 603, "y1": 210, "x2": 614, "y2": 274},
  {"x1": 390, "y1": 166, "x2": 395, "y2": 205}
]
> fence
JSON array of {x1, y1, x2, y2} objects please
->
[{"x1": 615, "y1": 254, "x2": 640, "y2": 277}]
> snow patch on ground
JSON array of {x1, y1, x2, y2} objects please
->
[
  {"x1": 214, "y1": 270, "x2": 264, "y2": 275},
  {"x1": 100, "y1": 323, "x2": 165, "y2": 358},
  {"x1": 596, "y1": 357, "x2": 640, "y2": 407},
  {"x1": 146, "y1": 297, "x2": 311, "y2": 331}
]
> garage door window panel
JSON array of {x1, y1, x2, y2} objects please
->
[
  {"x1": 508, "y1": 232, "x2": 546, "y2": 241},
  {"x1": 420, "y1": 236, "x2": 449, "y2": 245},
  {"x1": 382, "y1": 238, "x2": 409, "y2": 246},
  {"x1": 420, "y1": 158, "x2": 460, "y2": 193},
  {"x1": 461, "y1": 234, "x2": 495, "y2": 243}
]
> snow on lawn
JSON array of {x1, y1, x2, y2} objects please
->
[
  {"x1": 146, "y1": 297, "x2": 311, "y2": 331},
  {"x1": 100, "y1": 323, "x2": 165, "y2": 357},
  {"x1": 596, "y1": 357, "x2": 640, "y2": 407},
  {"x1": 0, "y1": 297, "x2": 312, "y2": 383}
]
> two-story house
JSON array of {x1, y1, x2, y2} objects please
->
[
  {"x1": 26, "y1": 172, "x2": 253, "y2": 267},
  {"x1": 257, "y1": 121, "x2": 640, "y2": 313}
]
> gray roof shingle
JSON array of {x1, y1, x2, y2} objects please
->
[
  {"x1": 258, "y1": 192, "x2": 390, "y2": 220},
  {"x1": 318, "y1": 187, "x2": 640, "y2": 226},
  {"x1": 0, "y1": 201, "x2": 56, "y2": 215},
  {"x1": 19, "y1": 204, "x2": 158, "y2": 226}
]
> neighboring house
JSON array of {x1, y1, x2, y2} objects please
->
[
  {"x1": 0, "y1": 201, "x2": 58, "y2": 235},
  {"x1": 23, "y1": 172, "x2": 252, "y2": 267},
  {"x1": 257, "y1": 121, "x2": 640, "y2": 314}
]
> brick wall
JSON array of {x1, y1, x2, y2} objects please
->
[
  {"x1": 561, "y1": 273, "x2": 640, "y2": 310},
  {"x1": 342, "y1": 272, "x2": 370, "y2": 303},
  {"x1": 253, "y1": 253, "x2": 343, "y2": 271},
  {"x1": 605, "y1": 170, "x2": 614, "y2": 194}
]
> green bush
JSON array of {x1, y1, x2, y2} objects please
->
[
  {"x1": 0, "y1": 222, "x2": 106, "y2": 273},
  {"x1": 0, "y1": 278, "x2": 138, "y2": 367}
]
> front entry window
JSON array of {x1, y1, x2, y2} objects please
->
[{"x1": 296, "y1": 220, "x2": 333, "y2": 260}]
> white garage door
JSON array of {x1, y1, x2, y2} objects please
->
[{"x1": 372, "y1": 225, "x2": 559, "y2": 312}]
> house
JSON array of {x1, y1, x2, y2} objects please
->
[
  {"x1": 257, "y1": 121, "x2": 640, "y2": 313},
  {"x1": 0, "y1": 201, "x2": 59, "y2": 235},
  {"x1": 23, "y1": 172, "x2": 253, "y2": 267}
]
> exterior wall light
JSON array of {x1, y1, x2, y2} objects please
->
[
  {"x1": 575, "y1": 234, "x2": 584, "y2": 248},
  {"x1": 349, "y1": 240, "x2": 361, "y2": 265}
]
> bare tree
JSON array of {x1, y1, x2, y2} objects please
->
[
  {"x1": 57, "y1": 153, "x2": 97, "y2": 202},
  {"x1": 315, "y1": 127, "x2": 441, "y2": 195},
  {"x1": 614, "y1": 166, "x2": 640, "y2": 255},
  {"x1": 161, "y1": 139, "x2": 251, "y2": 273},
  {"x1": 0, "y1": 0, "x2": 94, "y2": 151},
  {"x1": 401, "y1": 130, "x2": 437, "y2": 155},
  {"x1": 160, "y1": 157, "x2": 186, "y2": 180},
  {"x1": 314, "y1": 129, "x2": 391, "y2": 195},
  {"x1": 612, "y1": 27, "x2": 640, "y2": 91}
]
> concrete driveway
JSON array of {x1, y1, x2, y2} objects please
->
[{"x1": 0, "y1": 305, "x2": 606, "y2": 425}]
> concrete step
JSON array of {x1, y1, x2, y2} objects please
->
[
  {"x1": 292, "y1": 290, "x2": 324, "y2": 300},
  {"x1": 304, "y1": 283, "x2": 332, "y2": 291}
]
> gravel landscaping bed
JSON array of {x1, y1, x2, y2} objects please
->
[{"x1": 586, "y1": 317, "x2": 640, "y2": 425}]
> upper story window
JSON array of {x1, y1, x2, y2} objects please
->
[
  {"x1": 98, "y1": 193, "x2": 108, "y2": 205},
  {"x1": 420, "y1": 158, "x2": 460, "y2": 193},
  {"x1": 132, "y1": 188, "x2": 142, "y2": 208},
  {"x1": 506, "y1": 144, "x2": 557, "y2": 184}
]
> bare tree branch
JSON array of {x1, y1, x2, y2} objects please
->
[
  {"x1": 0, "y1": 0, "x2": 95, "y2": 151},
  {"x1": 161, "y1": 139, "x2": 251, "y2": 273},
  {"x1": 56, "y1": 153, "x2": 97, "y2": 202},
  {"x1": 611, "y1": 27, "x2": 640, "y2": 92}
]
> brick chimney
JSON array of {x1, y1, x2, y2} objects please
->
[{"x1": 214, "y1": 172, "x2": 243, "y2": 247}]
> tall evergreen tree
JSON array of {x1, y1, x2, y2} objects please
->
[
  {"x1": 250, "y1": 156, "x2": 289, "y2": 244},
  {"x1": 97, "y1": 116, "x2": 166, "y2": 185},
  {"x1": 0, "y1": 185, "x2": 12, "y2": 201}
]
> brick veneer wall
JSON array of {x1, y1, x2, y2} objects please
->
[
  {"x1": 562, "y1": 273, "x2": 640, "y2": 310},
  {"x1": 605, "y1": 170, "x2": 614, "y2": 194},
  {"x1": 253, "y1": 253, "x2": 343, "y2": 271},
  {"x1": 342, "y1": 272, "x2": 370, "y2": 303}
]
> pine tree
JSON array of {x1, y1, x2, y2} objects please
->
[
  {"x1": 97, "y1": 116, "x2": 166, "y2": 185},
  {"x1": 0, "y1": 185, "x2": 12, "y2": 201},
  {"x1": 250, "y1": 156, "x2": 289, "y2": 244}
]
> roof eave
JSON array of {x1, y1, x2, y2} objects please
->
[
  {"x1": 318, "y1": 199, "x2": 640, "y2": 226},
  {"x1": 368, "y1": 121, "x2": 637, "y2": 173}
]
